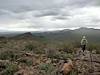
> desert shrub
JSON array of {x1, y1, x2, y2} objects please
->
[
  {"x1": 45, "y1": 48, "x2": 73, "y2": 60},
  {"x1": 1, "y1": 63, "x2": 18, "y2": 75},
  {"x1": 24, "y1": 44, "x2": 37, "y2": 51},
  {"x1": 87, "y1": 44, "x2": 100, "y2": 54},
  {"x1": 34, "y1": 49, "x2": 45, "y2": 54},
  {"x1": 88, "y1": 43, "x2": 100, "y2": 50},
  {"x1": 69, "y1": 69, "x2": 78, "y2": 75},
  {"x1": 95, "y1": 49, "x2": 100, "y2": 54},
  {"x1": 45, "y1": 48, "x2": 59, "y2": 59},
  {"x1": 0, "y1": 60, "x2": 9, "y2": 72},
  {"x1": 60, "y1": 53, "x2": 73, "y2": 60},
  {"x1": 25, "y1": 59, "x2": 33, "y2": 66},
  {"x1": 39, "y1": 63, "x2": 56, "y2": 75},
  {"x1": 0, "y1": 50, "x2": 19, "y2": 61},
  {"x1": 0, "y1": 41, "x2": 7, "y2": 48},
  {"x1": 60, "y1": 43, "x2": 74, "y2": 53},
  {"x1": 24, "y1": 44, "x2": 44, "y2": 54},
  {"x1": 88, "y1": 44, "x2": 97, "y2": 51},
  {"x1": 18, "y1": 57, "x2": 33, "y2": 66},
  {"x1": 72, "y1": 41, "x2": 80, "y2": 48}
]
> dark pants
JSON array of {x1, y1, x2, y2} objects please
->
[{"x1": 81, "y1": 45, "x2": 86, "y2": 52}]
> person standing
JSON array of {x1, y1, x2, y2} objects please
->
[{"x1": 81, "y1": 36, "x2": 88, "y2": 52}]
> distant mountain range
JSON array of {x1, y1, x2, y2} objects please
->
[
  {"x1": 30, "y1": 27, "x2": 100, "y2": 43},
  {"x1": 0, "y1": 27, "x2": 100, "y2": 43}
]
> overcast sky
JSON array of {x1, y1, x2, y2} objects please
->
[{"x1": 0, "y1": 0, "x2": 100, "y2": 31}]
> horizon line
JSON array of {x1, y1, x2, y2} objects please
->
[{"x1": 0, "y1": 27, "x2": 100, "y2": 32}]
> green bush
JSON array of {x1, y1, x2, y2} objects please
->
[
  {"x1": 45, "y1": 48, "x2": 73, "y2": 60},
  {"x1": 96, "y1": 49, "x2": 100, "y2": 54},
  {"x1": 0, "y1": 51, "x2": 19, "y2": 61},
  {"x1": 24, "y1": 44, "x2": 44, "y2": 54},
  {"x1": 18, "y1": 58, "x2": 33, "y2": 66},
  {"x1": 24, "y1": 44, "x2": 37, "y2": 51},
  {"x1": 69, "y1": 69, "x2": 78, "y2": 75},
  {"x1": 34, "y1": 49, "x2": 45, "y2": 54},
  {"x1": 1, "y1": 63, "x2": 18, "y2": 75},
  {"x1": 39, "y1": 63, "x2": 56, "y2": 75},
  {"x1": 87, "y1": 44, "x2": 100, "y2": 54},
  {"x1": 60, "y1": 43, "x2": 74, "y2": 53},
  {"x1": 45, "y1": 49, "x2": 59, "y2": 59},
  {"x1": 60, "y1": 53, "x2": 73, "y2": 60}
]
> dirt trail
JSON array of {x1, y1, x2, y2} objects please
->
[{"x1": 74, "y1": 49, "x2": 100, "y2": 75}]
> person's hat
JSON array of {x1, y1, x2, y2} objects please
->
[{"x1": 83, "y1": 36, "x2": 86, "y2": 39}]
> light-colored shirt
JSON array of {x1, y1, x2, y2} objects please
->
[{"x1": 81, "y1": 38, "x2": 88, "y2": 45}]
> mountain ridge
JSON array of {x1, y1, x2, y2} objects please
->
[{"x1": 0, "y1": 27, "x2": 100, "y2": 43}]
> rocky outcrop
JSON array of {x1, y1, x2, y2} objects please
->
[{"x1": 0, "y1": 60, "x2": 10, "y2": 74}]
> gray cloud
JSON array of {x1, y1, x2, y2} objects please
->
[
  {"x1": 0, "y1": 0, "x2": 100, "y2": 31},
  {"x1": 0, "y1": 0, "x2": 65, "y2": 13},
  {"x1": 0, "y1": 0, "x2": 97, "y2": 13},
  {"x1": 53, "y1": 15, "x2": 69, "y2": 20},
  {"x1": 92, "y1": 0, "x2": 100, "y2": 6},
  {"x1": 34, "y1": 9, "x2": 60, "y2": 17}
]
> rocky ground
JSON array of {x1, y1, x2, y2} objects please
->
[
  {"x1": 0, "y1": 49, "x2": 100, "y2": 75},
  {"x1": 75, "y1": 49, "x2": 100, "y2": 75},
  {"x1": 0, "y1": 38, "x2": 100, "y2": 75}
]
